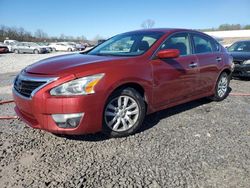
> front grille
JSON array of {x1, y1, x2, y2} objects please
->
[{"x1": 14, "y1": 76, "x2": 46, "y2": 98}]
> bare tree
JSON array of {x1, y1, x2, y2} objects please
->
[
  {"x1": 34, "y1": 29, "x2": 48, "y2": 39},
  {"x1": 141, "y1": 19, "x2": 155, "y2": 29}
]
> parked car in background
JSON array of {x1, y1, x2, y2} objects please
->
[
  {"x1": 12, "y1": 42, "x2": 47, "y2": 54},
  {"x1": 75, "y1": 43, "x2": 86, "y2": 51},
  {"x1": 13, "y1": 28, "x2": 233, "y2": 137},
  {"x1": 37, "y1": 42, "x2": 53, "y2": 52},
  {"x1": 49, "y1": 42, "x2": 76, "y2": 51},
  {"x1": 62, "y1": 42, "x2": 85, "y2": 51},
  {"x1": 227, "y1": 40, "x2": 250, "y2": 78},
  {"x1": 0, "y1": 42, "x2": 9, "y2": 53},
  {"x1": 3, "y1": 39, "x2": 19, "y2": 52}
]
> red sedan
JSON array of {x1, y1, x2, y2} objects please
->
[
  {"x1": 0, "y1": 45, "x2": 9, "y2": 53},
  {"x1": 13, "y1": 29, "x2": 234, "y2": 137}
]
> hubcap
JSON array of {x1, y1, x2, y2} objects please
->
[
  {"x1": 217, "y1": 74, "x2": 228, "y2": 97},
  {"x1": 104, "y1": 96, "x2": 139, "y2": 132}
]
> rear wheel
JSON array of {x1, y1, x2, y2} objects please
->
[
  {"x1": 103, "y1": 88, "x2": 146, "y2": 137},
  {"x1": 68, "y1": 48, "x2": 72, "y2": 52},
  {"x1": 210, "y1": 72, "x2": 230, "y2": 101},
  {"x1": 33, "y1": 49, "x2": 39, "y2": 54}
]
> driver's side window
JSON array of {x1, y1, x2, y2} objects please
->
[{"x1": 160, "y1": 33, "x2": 191, "y2": 56}]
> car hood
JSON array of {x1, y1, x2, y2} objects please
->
[
  {"x1": 25, "y1": 53, "x2": 128, "y2": 75},
  {"x1": 229, "y1": 52, "x2": 250, "y2": 61}
]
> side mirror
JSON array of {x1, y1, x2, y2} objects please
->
[{"x1": 156, "y1": 49, "x2": 180, "y2": 59}]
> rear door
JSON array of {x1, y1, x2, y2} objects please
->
[
  {"x1": 19, "y1": 43, "x2": 27, "y2": 53},
  {"x1": 26, "y1": 43, "x2": 34, "y2": 53},
  {"x1": 191, "y1": 33, "x2": 222, "y2": 94},
  {"x1": 151, "y1": 32, "x2": 199, "y2": 108}
]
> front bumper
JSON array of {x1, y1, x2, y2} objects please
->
[
  {"x1": 13, "y1": 80, "x2": 105, "y2": 135},
  {"x1": 233, "y1": 64, "x2": 250, "y2": 77}
]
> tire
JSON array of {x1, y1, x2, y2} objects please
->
[
  {"x1": 102, "y1": 87, "x2": 146, "y2": 137},
  {"x1": 210, "y1": 72, "x2": 230, "y2": 101},
  {"x1": 68, "y1": 48, "x2": 72, "y2": 52},
  {"x1": 52, "y1": 48, "x2": 56, "y2": 52},
  {"x1": 14, "y1": 49, "x2": 19, "y2": 54},
  {"x1": 34, "y1": 49, "x2": 39, "y2": 54}
]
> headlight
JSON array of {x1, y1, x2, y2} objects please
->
[
  {"x1": 50, "y1": 73, "x2": 104, "y2": 96},
  {"x1": 243, "y1": 60, "x2": 250, "y2": 65}
]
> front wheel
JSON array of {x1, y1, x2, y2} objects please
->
[
  {"x1": 102, "y1": 88, "x2": 146, "y2": 137},
  {"x1": 210, "y1": 72, "x2": 230, "y2": 101}
]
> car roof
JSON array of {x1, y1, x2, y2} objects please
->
[
  {"x1": 125, "y1": 28, "x2": 195, "y2": 34},
  {"x1": 121, "y1": 28, "x2": 206, "y2": 37}
]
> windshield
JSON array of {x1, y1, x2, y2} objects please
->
[
  {"x1": 88, "y1": 32, "x2": 164, "y2": 56},
  {"x1": 228, "y1": 41, "x2": 250, "y2": 52}
]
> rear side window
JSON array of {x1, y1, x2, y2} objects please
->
[
  {"x1": 160, "y1": 33, "x2": 191, "y2": 56},
  {"x1": 213, "y1": 41, "x2": 221, "y2": 52},
  {"x1": 192, "y1": 34, "x2": 213, "y2": 54}
]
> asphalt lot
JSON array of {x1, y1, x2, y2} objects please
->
[{"x1": 0, "y1": 52, "x2": 249, "y2": 188}]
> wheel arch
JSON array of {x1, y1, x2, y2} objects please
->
[
  {"x1": 222, "y1": 68, "x2": 232, "y2": 76},
  {"x1": 104, "y1": 82, "x2": 152, "y2": 114},
  {"x1": 211, "y1": 68, "x2": 232, "y2": 95}
]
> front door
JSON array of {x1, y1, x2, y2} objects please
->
[{"x1": 151, "y1": 32, "x2": 199, "y2": 108}]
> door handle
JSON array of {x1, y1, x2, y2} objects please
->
[
  {"x1": 216, "y1": 57, "x2": 222, "y2": 62},
  {"x1": 189, "y1": 62, "x2": 198, "y2": 68}
]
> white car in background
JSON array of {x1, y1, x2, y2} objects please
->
[
  {"x1": 4, "y1": 40, "x2": 19, "y2": 52},
  {"x1": 49, "y1": 42, "x2": 76, "y2": 52}
]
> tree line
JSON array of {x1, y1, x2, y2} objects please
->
[
  {"x1": 200, "y1": 24, "x2": 250, "y2": 31},
  {"x1": 0, "y1": 25, "x2": 89, "y2": 43}
]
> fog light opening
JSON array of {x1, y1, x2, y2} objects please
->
[{"x1": 52, "y1": 113, "x2": 84, "y2": 128}]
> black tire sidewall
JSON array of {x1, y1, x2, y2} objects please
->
[{"x1": 102, "y1": 88, "x2": 146, "y2": 137}]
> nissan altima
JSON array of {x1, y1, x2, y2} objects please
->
[{"x1": 13, "y1": 28, "x2": 233, "y2": 137}]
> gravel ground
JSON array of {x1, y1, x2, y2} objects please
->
[{"x1": 0, "y1": 53, "x2": 250, "y2": 188}]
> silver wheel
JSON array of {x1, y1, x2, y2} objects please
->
[
  {"x1": 217, "y1": 74, "x2": 228, "y2": 97},
  {"x1": 104, "y1": 95, "x2": 140, "y2": 132}
]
